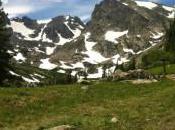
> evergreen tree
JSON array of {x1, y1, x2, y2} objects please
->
[
  {"x1": 164, "y1": 18, "x2": 175, "y2": 52},
  {"x1": 0, "y1": 1, "x2": 12, "y2": 84}
]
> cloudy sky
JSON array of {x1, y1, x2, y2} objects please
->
[{"x1": 2, "y1": 0, "x2": 175, "y2": 21}]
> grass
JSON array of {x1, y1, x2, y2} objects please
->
[
  {"x1": 0, "y1": 80, "x2": 175, "y2": 129},
  {"x1": 147, "y1": 64, "x2": 175, "y2": 75}
]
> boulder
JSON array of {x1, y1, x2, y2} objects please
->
[{"x1": 114, "y1": 69, "x2": 155, "y2": 80}]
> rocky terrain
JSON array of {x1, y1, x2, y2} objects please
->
[{"x1": 8, "y1": 0, "x2": 175, "y2": 83}]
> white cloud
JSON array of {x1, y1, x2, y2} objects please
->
[
  {"x1": 42, "y1": 0, "x2": 63, "y2": 2},
  {"x1": 2, "y1": 0, "x2": 63, "y2": 18},
  {"x1": 147, "y1": 0, "x2": 160, "y2": 3},
  {"x1": 4, "y1": 5, "x2": 33, "y2": 18},
  {"x1": 2, "y1": 0, "x2": 8, "y2": 4}
]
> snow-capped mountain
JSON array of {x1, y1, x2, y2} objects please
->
[{"x1": 9, "y1": 0, "x2": 175, "y2": 82}]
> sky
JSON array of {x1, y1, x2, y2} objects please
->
[{"x1": 2, "y1": 0, "x2": 175, "y2": 21}]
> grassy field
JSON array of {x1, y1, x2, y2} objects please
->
[{"x1": 0, "y1": 80, "x2": 175, "y2": 130}]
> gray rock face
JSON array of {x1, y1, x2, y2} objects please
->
[{"x1": 86, "y1": 0, "x2": 169, "y2": 55}]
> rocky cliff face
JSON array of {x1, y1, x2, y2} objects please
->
[{"x1": 9, "y1": 0, "x2": 175, "y2": 81}]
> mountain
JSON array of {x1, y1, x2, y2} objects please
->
[{"x1": 9, "y1": 0, "x2": 175, "y2": 83}]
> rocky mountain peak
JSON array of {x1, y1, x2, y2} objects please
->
[{"x1": 9, "y1": 0, "x2": 175, "y2": 81}]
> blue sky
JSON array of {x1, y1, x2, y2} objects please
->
[{"x1": 2, "y1": 0, "x2": 175, "y2": 21}]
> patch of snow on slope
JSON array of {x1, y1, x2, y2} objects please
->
[
  {"x1": 37, "y1": 19, "x2": 51, "y2": 24},
  {"x1": 162, "y1": 6, "x2": 174, "y2": 12},
  {"x1": 34, "y1": 74, "x2": 45, "y2": 79},
  {"x1": 168, "y1": 11, "x2": 175, "y2": 19},
  {"x1": 122, "y1": 3, "x2": 128, "y2": 6},
  {"x1": 151, "y1": 32, "x2": 164, "y2": 39},
  {"x1": 112, "y1": 54, "x2": 129, "y2": 65},
  {"x1": 22, "y1": 76, "x2": 40, "y2": 83},
  {"x1": 59, "y1": 61, "x2": 85, "y2": 70},
  {"x1": 39, "y1": 58, "x2": 57, "y2": 70},
  {"x1": 57, "y1": 69, "x2": 66, "y2": 74},
  {"x1": 135, "y1": 1, "x2": 157, "y2": 9},
  {"x1": 162, "y1": 5, "x2": 175, "y2": 18},
  {"x1": 82, "y1": 32, "x2": 108, "y2": 64},
  {"x1": 7, "y1": 50, "x2": 14, "y2": 54},
  {"x1": 123, "y1": 48, "x2": 135, "y2": 54},
  {"x1": 59, "y1": 61, "x2": 73, "y2": 69},
  {"x1": 11, "y1": 21, "x2": 34, "y2": 39},
  {"x1": 71, "y1": 62, "x2": 85, "y2": 69},
  {"x1": 46, "y1": 47, "x2": 56, "y2": 55},
  {"x1": 9, "y1": 71, "x2": 20, "y2": 77},
  {"x1": 105, "y1": 30, "x2": 128, "y2": 44},
  {"x1": 14, "y1": 53, "x2": 26, "y2": 62}
]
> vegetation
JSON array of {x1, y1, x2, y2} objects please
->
[
  {"x1": 140, "y1": 18, "x2": 175, "y2": 69},
  {"x1": 0, "y1": 80, "x2": 175, "y2": 129},
  {"x1": 141, "y1": 50, "x2": 175, "y2": 68},
  {"x1": 164, "y1": 18, "x2": 175, "y2": 52},
  {"x1": 147, "y1": 64, "x2": 175, "y2": 75},
  {"x1": 0, "y1": 1, "x2": 12, "y2": 84}
]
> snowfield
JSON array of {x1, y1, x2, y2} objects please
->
[
  {"x1": 10, "y1": 21, "x2": 35, "y2": 39},
  {"x1": 135, "y1": 1, "x2": 157, "y2": 9}
]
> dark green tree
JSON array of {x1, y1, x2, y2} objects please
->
[
  {"x1": 0, "y1": 1, "x2": 12, "y2": 84},
  {"x1": 164, "y1": 18, "x2": 175, "y2": 52}
]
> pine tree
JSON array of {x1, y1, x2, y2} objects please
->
[
  {"x1": 164, "y1": 18, "x2": 175, "y2": 52},
  {"x1": 0, "y1": 1, "x2": 12, "y2": 84}
]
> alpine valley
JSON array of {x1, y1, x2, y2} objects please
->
[{"x1": 8, "y1": 0, "x2": 175, "y2": 84}]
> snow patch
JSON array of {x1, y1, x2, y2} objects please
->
[
  {"x1": 105, "y1": 30, "x2": 128, "y2": 44},
  {"x1": 13, "y1": 53, "x2": 26, "y2": 62},
  {"x1": 151, "y1": 32, "x2": 164, "y2": 39},
  {"x1": 46, "y1": 47, "x2": 56, "y2": 55},
  {"x1": 123, "y1": 48, "x2": 135, "y2": 54},
  {"x1": 10, "y1": 21, "x2": 34, "y2": 39},
  {"x1": 34, "y1": 74, "x2": 45, "y2": 79},
  {"x1": 22, "y1": 76, "x2": 40, "y2": 83},
  {"x1": 122, "y1": 3, "x2": 128, "y2": 6},
  {"x1": 135, "y1": 1, "x2": 157, "y2": 9},
  {"x1": 168, "y1": 11, "x2": 175, "y2": 19},
  {"x1": 7, "y1": 50, "x2": 14, "y2": 54},
  {"x1": 162, "y1": 6, "x2": 174, "y2": 12},
  {"x1": 59, "y1": 61, "x2": 73, "y2": 69},
  {"x1": 39, "y1": 58, "x2": 57, "y2": 70},
  {"x1": 37, "y1": 19, "x2": 51, "y2": 24},
  {"x1": 9, "y1": 71, "x2": 20, "y2": 77},
  {"x1": 57, "y1": 69, "x2": 66, "y2": 74},
  {"x1": 112, "y1": 54, "x2": 129, "y2": 65}
]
